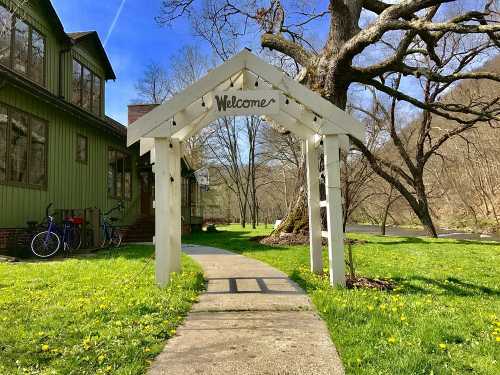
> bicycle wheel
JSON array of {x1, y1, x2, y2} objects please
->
[
  {"x1": 68, "y1": 226, "x2": 82, "y2": 251},
  {"x1": 31, "y1": 231, "x2": 60, "y2": 258},
  {"x1": 110, "y1": 229, "x2": 123, "y2": 248},
  {"x1": 100, "y1": 227, "x2": 110, "y2": 248}
]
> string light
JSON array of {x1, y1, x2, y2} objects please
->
[
  {"x1": 172, "y1": 117, "x2": 176, "y2": 126},
  {"x1": 201, "y1": 96, "x2": 206, "y2": 107}
]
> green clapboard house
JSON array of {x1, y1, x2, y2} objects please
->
[{"x1": 0, "y1": 0, "x2": 143, "y2": 253}]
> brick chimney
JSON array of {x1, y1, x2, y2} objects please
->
[{"x1": 128, "y1": 104, "x2": 160, "y2": 125}]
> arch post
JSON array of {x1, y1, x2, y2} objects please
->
[
  {"x1": 323, "y1": 135, "x2": 346, "y2": 287},
  {"x1": 153, "y1": 138, "x2": 173, "y2": 287},
  {"x1": 169, "y1": 139, "x2": 182, "y2": 273},
  {"x1": 306, "y1": 137, "x2": 323, "y2": 274}
]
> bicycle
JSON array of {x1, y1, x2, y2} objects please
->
[
  {"x1": 100, "y1": 202, "x2": 124, "y2": 248},
  {"x1": 30, "y1": 204, "x2": 83, "y2": 258}
]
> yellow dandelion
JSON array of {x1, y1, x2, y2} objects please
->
[
  {"x1": 496, "y1": 337, "x2": 500, "y2": 343},
  {"x1": 439, "y1": 343, "x2": 447, "y2": 350},
  {"x1": 144, "y1": 348, "x2": 151, "y2": 353},
  {"x1": 41, "y1": 344, "x2": 49, "y2": 352},
  {"x1": 98, "y1": 354, "x2": 106, "y2": 363},
  {"x1": 368, "y1": 305, "x2": 374, "y2": 311},
  {"x1": 388, "y1": 336, "x2": 396, "y2": 344},
  {"x1": 380, "y1": 304, "x2": 387, "y2": 310},
  {"x1": 400, "y1": 315, "x2": 407, "y2": 322}
]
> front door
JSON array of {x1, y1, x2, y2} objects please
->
[{"x1": 140, "y1": 171, "x2": 153, "y2": 216}]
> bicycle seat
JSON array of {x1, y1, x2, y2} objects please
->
[
  {"x1": 110, "y1": 217, "x2": 120, "y2": 222},
  {"x1": 70, "y1": 217, "x2": 84, "y2": 225}
]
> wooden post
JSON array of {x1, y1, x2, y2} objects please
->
[
  {"x1": 169, "y1": 139, "x2": 182, "y2": 273},
  {"x1": 154, "y1": 138, "x2": 172, "y2": 287},
  {"x1": 306, "y1": 137, "x2": 323, "y2": 274},
  {"x1": 90, "y1": 208, "x2": 101, "y2": 248},
  {"x1": 323, "y1": 135, "x2": 346, "y2": 287}
]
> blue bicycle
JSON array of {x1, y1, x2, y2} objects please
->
[
  {"x1": 100, "y1": 202, "x2": 124, "y2": 248},
  {"x1": 30, "y1": 204, "x2": 82, "y2": 258}
]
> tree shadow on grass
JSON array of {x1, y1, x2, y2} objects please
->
[
  {"x1": 393, "y1": 275, "x2": 500, "y2": 297},
  {"x1": 359, "y1": 235, "x2": 500, "y2": 247}
]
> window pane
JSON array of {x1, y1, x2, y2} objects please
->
[
  {"x1": 108, "y1": 149, "x2": 116, "y2": 197},
  {"x1": 124, "y1": 156, "x2": 132, "y2": 199},
  {"x1": 92, "y1": 75, "x2": 101, "y2": 116},
  {"x1": 72, "y1": 60, "x2": 82, "y2": 106},
  {"x1": 30, "y1": 28, "x2": 44, "y2": 85},
  {"x1": 29, "y1": 118, "x2": 46, "y2": 186},
  {"x1": 76, "y1": 135, "x2": 87, "y2": 162},
  {"x1": 82, "y1": 66, "x2": 92, "y2": 111},
  {"x1": 13, "y1": 18, "x2": 29, "y2": 74},
  {"x1": 116, "y1": 152, "x2": 123, "y2": 198},
  {"x1": 0, "y1": 104, "x2": 7, "y2": 182},
  {"x1": 10, "y1": 111, "x2": 28, "y2": 183},
  {"x1": 0, "y1": 6, "x2": 12, "y2": 66}
]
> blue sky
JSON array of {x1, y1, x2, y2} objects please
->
[
  {"x1": 50, "y1": 0, "x2": 492, "y2": 126},
  {"x1": 51, "y1": 0, "x2": 193, "y2": 124}
]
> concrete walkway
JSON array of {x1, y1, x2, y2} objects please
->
[{"x1": 148, "y1": 244, "x2": 344, "y2": 375}]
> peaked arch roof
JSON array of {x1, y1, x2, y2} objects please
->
[{"x1": 127, "y1": 49, "x2": 364, "y2": 151}]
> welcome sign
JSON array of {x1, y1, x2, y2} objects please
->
[{"x1": 212, "y1": 90, "x2": 280, "y2": 116}]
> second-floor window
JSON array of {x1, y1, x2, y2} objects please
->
[
  {"x1": 0, "y1": 5, "x2": 45, "y2": 86},
  {"x1": 0, "y1": 103, "x2": 48, "y2": 189},
  {"x1": 72, "y1": 59, "x2": 102, "y2": 116}
]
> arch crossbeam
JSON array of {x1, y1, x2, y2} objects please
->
[{"x1": 127, "y1": 49, "x2": 365, "y2": 288}]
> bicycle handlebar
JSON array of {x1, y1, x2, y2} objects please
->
[
  {"x1": 104, "y1": 201, "x2": 124, "y2": 216},
  {"x1": 45, "y1": 203, "x2": 53, "y2": 218}
]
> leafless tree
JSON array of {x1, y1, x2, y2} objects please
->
[
  {"x1": 134, "y1": 62, "x2": 171, "y2": 104},
  {"x1": 158, "y1": 0, "x2": 500, "y2": 237},
  {"x1": 134, "y1": 46, "x2": 211, "y2": 167},
  {"x1": 205, "y1": 116, "x2": 263, "y2": 227}
]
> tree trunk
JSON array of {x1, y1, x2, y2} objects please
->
[
  {"x1": 414, "y1": 177, "x2": 438, "y2": 238},
  {"x1": 273, "y1": 154, "x2": 309, "y2": 234},
  {"x1": 381, "y1": 186, "x2": 394, "y2": 236},
  {"x1": 415, "y1": 202, "x2": 438, "y2": 238}
]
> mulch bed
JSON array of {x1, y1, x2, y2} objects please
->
[
  {"x1": 253, "y1": 232, "x2": 367, "y2": 247},
  {"x1": 346, "y1": 276, "x2": 394, "y2": 291}
]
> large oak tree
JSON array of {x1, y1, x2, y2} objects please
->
[{"x1": 158, "y1": 0, "x2": 500, "y2": 237}]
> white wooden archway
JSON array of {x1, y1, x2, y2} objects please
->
[{"x1": 127, "y1": 49, "x2": 364, "y2": 287}]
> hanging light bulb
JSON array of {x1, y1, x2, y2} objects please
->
[
  {"x1": 201, "y1": 96, "x2": 206, "y2": 107},
  {"x1": 172, "y1": 117, "x2": 176, "y2": 126},
  {"x1": 230, "y1": 78, "x2": 234, "y2": 88},
  {"x1": 285, "y1": 98, "x2": 290, "y2": 105}
]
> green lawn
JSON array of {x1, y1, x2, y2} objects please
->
[
  {"x1": 185, "y1": 225, "x2": 500, "y2": 375},
  {"x1": 0, "y1": 246, "x2": 204, "y2": 375}
]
